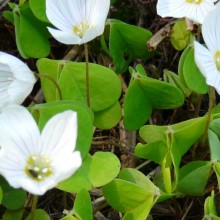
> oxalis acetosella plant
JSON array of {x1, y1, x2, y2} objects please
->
[
  {"x1": 46, "y1": 0, "x2": 111, "y2": 107},
  {"x1": 1, "y1": 0, "x2": 220, "y2": 219}
]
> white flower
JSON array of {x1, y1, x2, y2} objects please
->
[
  {"x1": 0, "y1": 105, "x2": 82, "y2": 195},
  {"x1": 157, "y1": 0, "x2": 218, "y2": 24},
  {"x1": 194, "y1": 2, "x2": 220, "y2": 93},
  {"x1": 0, "y1": 52, "x2": 36, "y2": 108},
  {"x1": 46, "y1": 0, "x2": 110, "y2": 45}
]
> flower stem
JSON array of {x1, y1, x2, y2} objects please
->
[
  {"x1": 201, "y1": 86, "x2": 215, "y2": 146},
  {"x1": 35, "y1": 73, "x2": 63, "y2": 101},
  {"x1": 84, "y1": 43, "x2": 90, "y2": 107},
  {"x1": 31, "y1": 195, "x2": 38, "y2": 220}
]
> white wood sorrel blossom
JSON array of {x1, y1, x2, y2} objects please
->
[
  {"x1": 0, "y1": 52, "x2": 36, "y2": 108},
  {"x1": 0, "y1": 105, "x2": 82, "y2": 195},
  {"x1": 194, "y1": 2, "x2": 220, "y2": 94},
  {"x1": 157, "y1": 0, "x2": 218, "y2": 24},
  {"x1": 46, "y1": 0, "x2": 110, "y2": 45}
]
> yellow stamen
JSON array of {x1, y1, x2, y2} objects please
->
[
  {"x1": 215, "y1": 51, "x2": 220, "y2": 72},
  {"x1": 73, "y1": 22, "x2": 90, "y2": 38},
  {"x1": 25, "y1": 155, "x2": 53, "y2": 182},
  {"x1": 186, "y1": 0, "x2": 202, "y2": 4}
]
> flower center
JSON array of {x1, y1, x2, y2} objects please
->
[
  {"x1": 215, "y1": 51, "x2": 220, "y2": 72},
  {"x1": 186, "y1": 0, "x2": 202, "y2": 4},
  {"x1": 73, "y1": 22, "x2": 90, "y2": 38},
  {"x1": 25, "y1": 155, "x2": 53, "y2": 182}
]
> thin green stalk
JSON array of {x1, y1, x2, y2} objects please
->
[
  {"x1": 63, "y1": 192, "x2": 67, "y2": 210},
  {"x1": 194, "y1": 94, "x2": 202, "y2": 117},
  {"x1": 35, "y1": 73, "x2": 63, "y2": 100},
  {"x1": 31, "y1": 195, "x2": 38, "y2": 220},
  {"x1": 201, "y1": 86, "x2": 215, "y2": 146},
  {"x1": 84, "y1": 43, "x2": 90, "y2": 107}
]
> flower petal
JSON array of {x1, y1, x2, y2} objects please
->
[
  {"x1": 40, "y1": 110, "x2": 78, "y2": 157},
  {"x1": 47, "y1": 27, "x2": 81, "y2": 45},
  {"x1": 0, "y1": 105, "x2": 40, "y2": 157},
  {"x1": 157, "y1": 0, "x2": 187, "y2": 18},
  {"x1": 157, "y1": 0, "x2": 215, "y2": 24},
  {"x1": 8, "y1": 80, "x2": 35, "y2": 105},
  {"x1": 0, "y1": 155, "x2": 27, "y2": 188},
  {"x1": 20, "y1": 178, "x2": 45, "y2": 195},
  {"x1": 0, "y1": 52, "x2": 36, "y2": 106},
  {"x1": 0, "y1": 63, "x2": 13, "y2": 107},
  {"x1": 194, "y1": 41, "x2": 220, "y2": 94},
  {"x1": 202, "y1": 2, "x2": 220, "y2": 53},
  {"x1": 46, "y1": 0, "x2": 77, "y2": 31},
  {"x1": 52, "y1": 151, "x2": 82, "y2": 183},
  {"x1": 81, "y1": 26, "x2": 103, "y2": 44},
  {"x1": 85, "y1": 0, "x2": 110, "y2": 26},
  {"x1": 0, "y1": 52, "x2": 36, "y2": 83}
]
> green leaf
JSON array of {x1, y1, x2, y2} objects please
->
[
  {"x1": 124, "y1": 71, "x2": 184, "y2": 130},
  {"x1": 0, "y1": 177, "x2": 26, "y2": 210},
  {"x1": 208, "y1": 129, "x2": 220, "y2": 162},
  {"x1": 177, "y1": 161, "x2": 212, "y2": 195},
  {"x1": 213, "y1": 162, "x2": 220, "y2": 189},
  {"x1": 25, "y1": 209, "x2": 50, "y2": 220},
  {"x1": 204, "y1": 191, "x2": 218, "y2": 216},
  {"x1": 136, "y1": 64, "x2": 148, "y2": 76},
  {"x1": 163, "y1": 69, "x2": 191, "y2": 97},
  {"x1": 12, "y1": 3, "x2": 50, "y2": 58},
  {"x1": 59, "y1": 216, "x2": 78, "y2": 220},
  {"x1": 138, "y1": 76, "x2": 184, "y2": 109},
  {"x1": 103, "y1": 169, "x2": 159, "y2": 220},
  {"x1": 172, "y1": 116, "x2": 207, "y2": 156},
  {"x1": 3, "y1": 11, "x2": 14, "y2": 24},
  {"x1": 118, "y1": 168, "x2": 158, "y2": 193},
  {"x1": 37, "y1": 59, "x2": 121, "y2": 112},
  {"x1": 124, "y1": 79, "x2": 152, "y2": 130},
  {"x1": 122, "y1": 199, "x2": 154, "y2": 220},
  {"x1": 178, "y1": 45, "x2": 191, "y2": 83},
  {"x1": 182, "y1": 47, "x2": 208, "y2": 94},
  {"x1": 29, "y1": 0, "x2": 49, "y2": 22},
  {"x1": 2, "y1": 190, "x2": 26, "y2": 210},
  {"x1": 37, "y1": 59, "x2": 63, "y2": 101},
  {"x1": 139, "y1": 125, "x2": 167, "y2": 143},
  {"x1": 60, "y1": 215, "x2": 79, "y2": 220},
  {"x1": 135, "y1": 141, "x2": 167, "y2": 164},
  {"x1": 58, "y1": 152, "x2": 120, "y2": 193},
  {"x1": 74, "y1": 189, "x2": 93, "y2": 220},
  {"x1": 94, "y1": 101, "x2": 122, "y2": 129},
  {"x1": 171, "y1": 20, "x2": 192, "y2": 51},
  {"x1": 19, "y1": 0, "x2": 27, "y2": 5},
  {"x1": 203, "y1": 216, "x2": 220, "y2": 220},
  {"x1": 210, "y1": 118, "x2": 220, "y2": 137},
  {"x1": 103, "y1": 179, "x2": 153, "y2": 213},
  {"x1": 88, "y1": 152, "x2": 121, "y2": 187},
  {"x1": 2, "y1": 189, "x2": 26, "y2": 210},
  {"x1": 3, "y1": 209, "x2": 24, "y2": 220},
  {"x1": 212, "y1": 104, "x2": 220, "y2": 115},
  {"x1": 0, "y1": 186, "x2": 2, "y2": 204},
  {"x1": 31, "y1": 100, "x2": 93, "y2": 159},
  {"x1": 108, "y1": 20, "x2": 154, "y2": 73}
]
